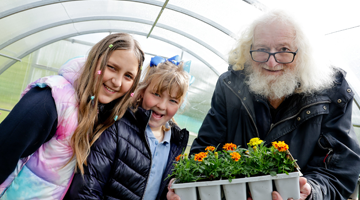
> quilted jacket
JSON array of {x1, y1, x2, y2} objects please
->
[{"x1": 65, "y1": 107, "x2": 189, "y2": 200}]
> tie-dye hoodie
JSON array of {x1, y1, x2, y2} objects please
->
[{"x1": 0, "y1": 56, "x2": 86, "y2": 199}]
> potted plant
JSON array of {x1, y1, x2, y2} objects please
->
[{"x1": 169, "y1": 138, "x2": 301, "y2": 200}]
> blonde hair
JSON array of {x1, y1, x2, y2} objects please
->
[
  {"x1": 131, "y1": 60, "x2": 190, "y2": 130},
  {"x1": 228, "y1": 9, "x2": 334, "y2": 94},
  {"x1": 71, "y1": 33, "x2": 145, "y2": 174}
]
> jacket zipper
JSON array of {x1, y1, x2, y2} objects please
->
[
  {"x1": 224, "y1": 80, "x2": 259, "y2": 138},
  {"x1": 141, "y1": 113, "x2": 153, "y2": 200},
  {"x1": 267, "y1": 100, "x2": 330, "y2": 136}
]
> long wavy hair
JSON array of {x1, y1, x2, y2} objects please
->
[
  {"x1": 131, "y1": 60, "x2": 189, "y2": 131},
  {"x1": 70, "y1": 33, "x2": 145, "y2": 174},
  {"x1": 228, "y1": 9, "x2": 335, "y2": 94}
]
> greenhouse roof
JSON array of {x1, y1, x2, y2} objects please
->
[{"x1": 1, "y1": 0, "x2": 360, "y2": 130}]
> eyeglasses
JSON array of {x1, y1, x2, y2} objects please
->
[{"x1": 250, "y1": 47, "x2": 298, "y2": 64}]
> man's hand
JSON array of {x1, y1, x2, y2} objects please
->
[
  {"x1": 167, "y1": 178, "x2": 181, "y2": 200},
  {"x1": 272, "y1": 177, "x2": 311, "y2": 200}
]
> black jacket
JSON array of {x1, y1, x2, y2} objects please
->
[
  {"x1": 191, "y1": 68, "x2": 360, "y2": 200},
  {"x1": 66, "y1": 107, "x2": 189, "y2": 200}
]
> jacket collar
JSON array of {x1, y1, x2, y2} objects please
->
[{"x1": 126, "y1": 107, "x2": 152, "y2": 133}]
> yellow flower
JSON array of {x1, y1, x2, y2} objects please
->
[
  {"x1": 272, "y1": 141, "x2": 289, "y2": 152},
  {"x1": 205, "y1": 146, "x2": 215, "y2": 152},
  {"x1": 223, "y1": 143, "x2": 237, "y2": 151},
  {"x1": 194, "y1": 152, "x2": 208, "y2": 162},
  {"x1": 253, "y1": 146, "x2": 257, "y2": 151},
  {"x1": 230, "y1": 152, "x2": 241, "y2": 161},
  {"x1": 247, "y1": 137, "x2": 263, "y2": 147}
]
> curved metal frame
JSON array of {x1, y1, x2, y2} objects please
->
[
  {"x1": 0, "y1": 0, "x2": 236, "y2": 38},
  {"x1": 0, "y1": 16, "x2": 227, "y2": 61},
  {"x1": 0, "y1": 29, "x2": 221, "y2": 76}
]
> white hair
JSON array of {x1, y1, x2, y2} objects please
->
[{"x1": 229, "y1": 9, "x2": 335, "y2": 95}]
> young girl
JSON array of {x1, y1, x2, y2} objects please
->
[
  {"x1": 66, "y1": 55, "x2": 190, "y2": 200},
  {"x1": 0, "y1": 33, "x2": 145, "y2": 199}
]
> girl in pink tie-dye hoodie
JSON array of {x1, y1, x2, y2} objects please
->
[{"x1": 0, "y1": 33, "x2": 144, "y2": 199}]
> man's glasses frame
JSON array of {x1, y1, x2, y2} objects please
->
[{"x1": 250, "y1": 46, "x2": 298, "y2": 64}]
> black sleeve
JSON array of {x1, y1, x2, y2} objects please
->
[
  {"x1": 0, "y1": 87, "x2": 58, "y2": 184},
  {"x1": 304, "y1": 76, "x2": 360, "y2": 200}
]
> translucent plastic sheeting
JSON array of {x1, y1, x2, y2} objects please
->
[
  {"x1": 259, "y1": 0, "x2": 360, "y2": 35},
  {"x1": 323, "y1": 25, "x2": 360, "y2": 125},
  {"x1": 168, "y1": 0, "x2": 262, "y2": 36},
  {"x1": 36, "y1": 40, "x2": 92, "y2": 68},
  {"x1": 63, "y1": 1, "x2": 161, "y2": 22},
  {"x1": 151, "y1": 27, "x2": 228, "y2": 74},
  {"x1": 0, "y1": 23, "x2": 79, "y2": 73},
  {"x1": 0, "y1": 0, "x2": 40, "y2": 14},
  {"x1": 181, "y1": 52, "x2": 218, "y2": 121},
  {"x1": 159, "y1": 8, "x2": 235, "y2": 58},
  {"x1": 0, "y1": 4, "x2": 69, "y2": 46},
  {"x1": 74, "y1": 21, "x2": 151, "y2": 35},
  {"x1": 131, "y1": 35, "x2": 183, "y2": 57}
]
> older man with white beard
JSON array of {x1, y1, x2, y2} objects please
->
[{"x1": 167, "y1": 10, "x2": 360, "y2": 200}]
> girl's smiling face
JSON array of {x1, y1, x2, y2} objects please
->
[
  {"x1": 96, "y1": 50, "x2": 138, "y2": 104},
  {"x1": 141, "y1": 81, "x2": 181, "y2": 132}
]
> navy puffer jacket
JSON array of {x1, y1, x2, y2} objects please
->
[{"x1": 65, "y1": 107, "x2": 189, "y2": 200}]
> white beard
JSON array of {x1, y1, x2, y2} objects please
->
[{"x1": 245, "y1": 64, "x2": 299, "y2": 100}]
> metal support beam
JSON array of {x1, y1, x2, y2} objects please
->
[
  {"x1": 63, "y1": 38, "x2": 165, "y2": 58},
  {"x1": 0, "y1": 29, "x2": 221, "y2": 76},
  {"x1": 0, "y1": 108, "x2": 11, "y2": 112},
  {"x1": 0, "y1": 53, "x2": 21, "y2": 62},
  {"x1": 0, "y1": 16, "x2": 227, "y2": 61},
  {"x1": 147, "y1": 0, "x2": 169, "y2": 38},
  {"x1": 0, "y1": 0, "x2": 236, "y2": 38},
  {"x1": 242, "y1": 0, "x2": 267, "y2": 11}
]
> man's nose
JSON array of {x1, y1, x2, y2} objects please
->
[{"x1": 266, "y1": 54, "x2": 278, "y2": 68}]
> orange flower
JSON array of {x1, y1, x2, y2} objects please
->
[
  {"x1": 272, "y1": 141, "x2": 289, "y2": 152},
  {"x1": 230, "y1": 152, "x2": 241, "y2": 161},
  {"x1": 194, "y1": 152, "x2": 208, "y2": 162},
  {"x1": 175, "y1": 154, "x2": 183, "y2": 161},
  {"x1": 223, "y1": 143, "x2": 237, "y2": 151},
  {"x1": 205, "y1": 146, "x2": 215, "y2": 152}
]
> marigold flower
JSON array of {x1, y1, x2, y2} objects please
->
[
  {"x1": 230, "y1": 152, "x2": 241, "y2": 161},
  {"x1": 175, "y1": 154, "x2": 183, "y2": 161},
  {"x1": 253, "y1": 146, "x2": 257, "y2": 151},
  {"x1": 272, "y1": 141, "x2": 289, "y2": 152},
  {"x1": 247, "y1": 137, "x2": 263, "y2": 147},
  {"x1": 223, "y1": 143, "x2": 237, "y2": 151},
  {"x1": 194, "y1": 152, "x2": 208, "y2": 162},
  {"x1": 205, "y1": 146, "x2": 215, "y2": 151}
]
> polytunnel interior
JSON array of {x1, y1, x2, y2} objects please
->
[{"x1": 1, "y1": 0, "x2": 360, "y2": 145}]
